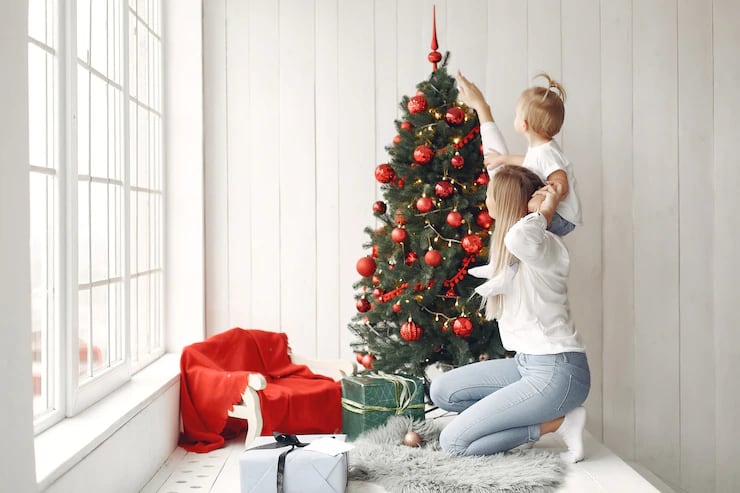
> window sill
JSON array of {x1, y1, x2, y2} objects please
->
[{"x1": 34, "y1": 353, "x2": 180, "y2": 490}]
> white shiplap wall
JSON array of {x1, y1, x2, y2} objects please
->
[{"x1": 202, "y1": 1, "x2": 740, "y2": 491}]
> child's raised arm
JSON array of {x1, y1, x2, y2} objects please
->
[{"x1": 456, "y1": 71, "x2": 494, "y2": 123}]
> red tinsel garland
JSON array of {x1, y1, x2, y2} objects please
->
[
  {"x1": 436, "y1": 125, "x2": 480, "y2": 155},
  {"x1": 442, "y1": 255, "x2": 476, "y2": 297}
]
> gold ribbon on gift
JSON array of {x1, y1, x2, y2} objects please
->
[{"x1": 341, "y1": 372, "x2": 425, "y2": 415}]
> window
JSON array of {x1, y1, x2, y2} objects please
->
[{"x1": 29, "y1": 0, "x2": 164, "y2": 433}]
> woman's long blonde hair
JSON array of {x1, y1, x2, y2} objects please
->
[{"x1": 483, "y1": 165, "x2": 544, "y2": 319}]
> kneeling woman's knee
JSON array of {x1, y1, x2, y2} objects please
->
[
  {"x1": 439, "y1": 426, "x2": 468, "y2": 455},
  {"x1": 429, "y1": 378, "x2": 451, "y2": 408}
]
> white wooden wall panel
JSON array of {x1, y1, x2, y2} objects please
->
[
  {"x1": 713, "y1": 1, "x2": 740, "y2": 490},
  {"x1": 600, "y1": 0, "x2": 635, "y2": 461},
  {"x1": 632, "y1": 0, "x2": 680, "y2": 481},
  {"x1": 397, "y1": 1, "x2": 435, "y2": 100},
  {"x1": 314, "y1": 0, "x2": 341, "y2": 359},
  {"x1": 677, "y1": 0, "x2": 715, "y2": 490},
  {"x1": 337, "y1": 0, "x2": 376, "y2": 360},
  {"x1": 375, "y1": 0, "x2": 398, "y2": 205},
  {"x1": 561, "y1": 0, "x2": 603, "y2": 440},
  {"x1": 203, "y1": 0, "x2": 229, "y2": 335},
  {"x1": 225, "y1": 0, "x2": 252, "y2": 328},
  {"x1": 278, "y1": 0, "x2": 318, "y2": 355},
  {"x1": 445, "y1": 1, "x2": 488, "y2": 86},
  {"x1": 247, "y1": 1, "x2": 281, "y2": 331},
  {"x1": 486, "y1": 1, "x2": 528, "y2": 155}
]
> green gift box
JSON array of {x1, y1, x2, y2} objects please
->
[{"x1": 341, "y1": 372, "x2": 425, "y2": 440}]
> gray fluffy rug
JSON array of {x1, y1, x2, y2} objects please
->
[{"x1": 348, "y1": 416, "x2": 566, "y2": 493}]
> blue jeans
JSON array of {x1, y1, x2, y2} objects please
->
[
  {"x1": 548, "y1": 212, "x2": 576, "y2": 236},
  {"x1": 430, "y1": 352, "x2": 590, "y2": 455}
]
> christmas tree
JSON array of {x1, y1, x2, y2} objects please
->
[{"x1": 348, "y1": 24, "x2": 507, "y2": 380}]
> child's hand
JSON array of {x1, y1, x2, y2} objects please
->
[
  {"x1": 456, "y1": 71, "x2": 489, "y2": 113},
  {"x1": 545, "y1": 180, "x2": 566, "y2": 200},
  {"x1": 532, "y1": 183, "x2": 562, "y2": 212},
  {"x1": 484, "y1": 150, "x2": 507, "y2": 171}
]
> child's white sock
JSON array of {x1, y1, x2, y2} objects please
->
[{"x1": 555, "y1": 406, "x2": 586, "y2": 463}]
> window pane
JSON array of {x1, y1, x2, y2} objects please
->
[
  {"x1": 136, "y1": 191, "x2": 149, "y2": 273},
  {"x1": 78, "y1": 288, "x2": 91, "y2": 380},
  {"x1": 136, "y1": 273, "x2": 149, "y2": 360},
  {"x1": 109, "y1": 282, "x2": 122, "y2": 362},
  {"x1": 109, "y1": 184, "x2": 122, "y2": 278},
  {"x1": 108, "y1": 86, "x2": 123, "y2": 180},
  {"x1": 76, "y1": 0, "x2": 90, "y2": 62},
  {"x1": 136, "y1": 19, "x2": 148, "y2": 107},
  {"x1": 91, "y1": 284, "x2": 108, "y2": 373},
  {"x1": 129, "y1": 100, "x2": 137, "y2": 185},
  {"x1": 28, "y1": 45, "x2": 48, "y2": 168},
  {"x1": 77, "y1": 66, "x2": 90, "y2": 175},
  {"x1": 29, "y1": 0, "x2": 47, "y2": 43},
  {"x1": 136, "y1": 106, "x2": 148, "y2": 188},
  {"x1": 30, "y1": 173, "x2": 54, "y2": 415},
  {"x1": 78, "y1": 181, "x2": 90, "y2": 284},
  {"x1": 90, "y1": 0, "x2": 107, "y2": 74},
  {"x1": 108, "y1": 0, "x2": 122, "y2": 84},
  {"x1": 128, "y1": 15, "x2": 137, "y2": 100},
  {"x1": 90, "y1": 74, "x2": 108, "y2": 178},
  {"x1": 90, "y1": 181, "x2": 109, "y2": 282}
]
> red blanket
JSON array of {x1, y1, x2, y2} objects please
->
[{"x1": 179, "y1": 328, "x2": 342, "y2": 452}]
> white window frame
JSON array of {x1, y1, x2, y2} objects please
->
[{"x1": 30, "y1": 0, "x2": 165, "y2": 434}]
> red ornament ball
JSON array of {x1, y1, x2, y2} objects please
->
[
  {"x1": 371, "y1": 245, "x2": 379, "y2": 258},
  {"x1": 405, "y1": 251, "x2": 418, "y2": 266},
  {"x1": 373, "y1": 201, "x2": 387, "y2": 214},
  {"x1": 413, "y1": 145, "x2": 434, "y2": 164},
  {"x1": 393, "y1": 135, "x2": 401, "y2": 144},
  {"x1": 424, "y1": 249, "x2": 442, "y2": 267},
  {"x1": 356, "y1": 352, "x2": 366, "y2": 364},
  {"x1": 428, "y1": 51, "x2": 443, "y2": 64},
  {"x1": 356, "y1": 256, "x2": 376, "y2": 277},
  {"x1": 445, "y1": 107, "x2": 465, "y2": 126},
  {"x1": 407, "y1": 95, "x2": 428, "y2": 114},
  {"x1": 416, "y1": 196, "x2": 434, "y2": 213},
  {"x1": 375, "y1": 163, "x2": 396, "y2": 183},
  {"x1": 462, "y1": 234, "x2": 484, "y2": 254},
  {"x1": 400, "y1": 121, "x2": 413, "y2": 131},
  {"x1": 451, "y1": 154, "x2": 465, "y2": 169},
  {"x1": 477, "y1": 211, "x2": 494, "y2": 230},
  {"x1": 372, "y1": 287, "x2": 383, "y2": 299},
  {"x1": 372, "y1": 275, "x2": 380, "y2": 285},
  {"x1": 356, "y1": 298, "x2": 371, "y2": 313},
  {"x1": 453, "y1": 317, "x2": 473, "y2": 337},
  {"x1": 446, "y1": 211, "x2": 463, "y2": 228},
  {"x1": 397, "y1": 178, "x2": 405, "y2": 189},
  {"x1": 400, "y1": 320, "x2": 422, "y2": 341},
  {"x1": 475, "y1": 172, "x2": 490, "y2": 186},
  {"x1": 435, "y1": 180, "x2": 454, "y2": 198},
  {"x1": 392, "y1": 303, "x2": 402, "y2": 313},
  {"x1": 391, "y1": 227, "x2": 407, "y2": 243},
  {"x1": 361, "y1": 353, "x2": 375, "y2": 369}
]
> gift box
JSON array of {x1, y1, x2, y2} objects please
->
[
  {"x1": 239, "y1": 434, "x2": 348, "y2": 493},
  {"x1": 341, "y1": 373, "x2": 425, "y2": 440}
]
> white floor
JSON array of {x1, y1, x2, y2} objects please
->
[{"x1": 141, "y1": 425, "x2": 673, "y2": 493}]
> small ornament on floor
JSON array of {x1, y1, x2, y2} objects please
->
[{"x1": 403, "y1": 431, "x2": 423, "y2": 447}]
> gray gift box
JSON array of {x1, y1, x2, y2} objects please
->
[{"x1": 239, "y1": 434, "x2": 348, "y2": 493}]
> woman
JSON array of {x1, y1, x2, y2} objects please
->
[{"x1": 429, "y1": 165, "x2": 590, "y2": 463}]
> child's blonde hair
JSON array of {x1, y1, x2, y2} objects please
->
[
  {"x1": 483, "y1": 165, "x2": 544, "y2": 320},
  {"x1": 518, "y1": 73, "x2": 567, "y2": 139}
]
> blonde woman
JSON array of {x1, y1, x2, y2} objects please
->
[
  {"x1": 456, "y1": 71, "x2": 582, "y2": 236},
  {"x1": 429, "y1": 165, "x2": 590, "y2": 463}
]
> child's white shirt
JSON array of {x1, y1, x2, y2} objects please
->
[{"x1": 479, "y1": 121, "x2": 583, "y2": 226}]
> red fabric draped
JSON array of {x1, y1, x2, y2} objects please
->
[{"x1": 178, "y1": 328, "x2": 342, "y2": 452}]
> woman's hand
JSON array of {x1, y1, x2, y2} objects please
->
[
  {"x1": 456, "y1": 71, "x2": 494, "y2": 123},
  {"x1": 532, "y1": 182, "x2": 563, "y2": 224}
]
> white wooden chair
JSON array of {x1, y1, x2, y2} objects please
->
[{"x1": 227, "y1": 354, "x2": 355, "y2": 446}]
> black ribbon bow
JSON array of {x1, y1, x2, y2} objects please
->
[{"x1": 251, "y1": 432, "x2": 308, "y2": 493}]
